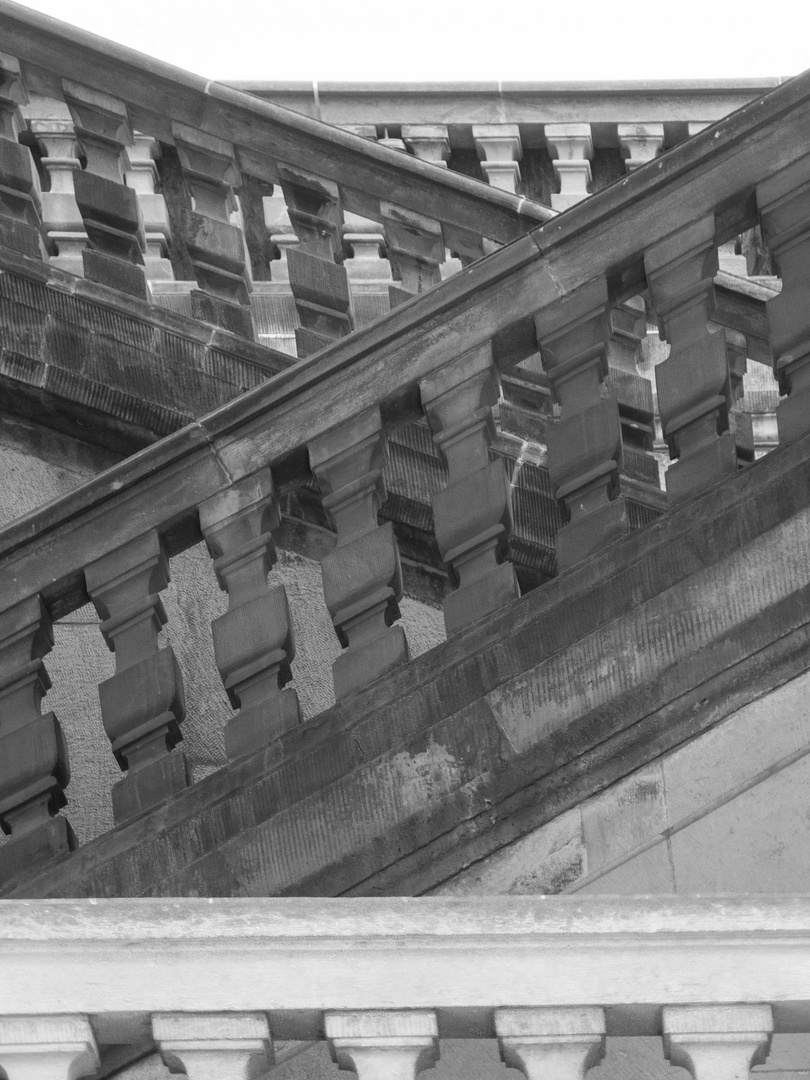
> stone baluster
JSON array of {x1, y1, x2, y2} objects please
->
[
  {"x1": 326, "y1": 1011, "x2": 439, "y2": 1080},
  {"x1": 62, "y1": 80, "x2": 147, "y2": 298},
  {"x1": 0, "y1": 51, "x2": 46, "y2": 259},
  {"x1": 645, "y1": 216, "x2": 737, "y2": 504},
  {"x1": 279, "y1": 165, "x2": 353, "y2": 357},
  {"x1": 0, "y1": 1016, "x2": 99, "y2": 1080},
  {"x1": 617, "y1": 122, "x2": 664, "y2": 173},
  {"x1": 172, "y1": 122, "x2": 254, "y2": 339},
  {"x1": 757, "y1": 155, "x2": 810, "y2": 445},
  {"x1": 154, "y1": 1014, "x2": 272, "y2": 1080},
  {"x1": 535, "y1": 278, "x2": 627, "y2": 570},
  {"x1": 85, "y1": 531, "x2": 188, "y2": 824},
  {"x1": 343, "y1": 214, "x2": 391, "y2": 283},
  {"x1": 495, "y1": 1007, "x2": 606, "y2": 1080},
  {"x1": 125, "y1": 133, "x2": 173, "y2": 281},
  {"x1": 199, "y1": 470, "x2": 300, "y2": 761},
  {"x1": 663, "y1": 1005, "x2": 773, "y2": 1080},
  {"x1": 28, "y1": 109, "x2": 85, "y2": 275},
  {"x1": 402, "y1": 125, "x2": 450, "y2": 168},
  {"x1": 545, "y1": 124, "x2": 593, "y2": 211},
  {"x1": 473, "y1": 124, "x2": 523, "y2": 194},
  {"x1": 725, "y1": 328, "x2": 754, "y2": 465},
  {"x1": 420, "y1": 343, "x2": 519, "y2": 633},
  {"x1": 310, "y1": 406, "x2": 408, "y2": 700},
  {"x1": 0, "y1": 597, "x2": 73, "y2": 883},
  {"x1": 381, "y1": 201, "x2": 444, "y2": 308},
  {"x1": 607, "y1": 296, "x2": 657, "y2": 473}
]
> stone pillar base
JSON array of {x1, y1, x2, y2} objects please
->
[
  {"x1": 444, "y1": 561, "x2": 519, "y2": 636},
  {"x1": 83, "y1": 249, "x2": 148, "y2": 300},
  {"x1": 556, "y1": 497, "x2": 628, "y2": 573},
  {"x1": 224, "y1": 692, "x2": 301, "y2": 761},
  {"x1": 0, "y1": 815, "x2": 76, "y2": 885},
  {"x1": 333, "y1": 624, "x2": 409, "y2": 701},
  {"x1": 666, "y1": 431, "x2": 737, "y2": 506},
  {"x1": 112, "y1": 751, "x2": 189, "y2": 824}
]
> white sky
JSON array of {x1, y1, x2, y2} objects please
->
[{"x1": 12, "y1": 0, "x2": 808, "y2": 83}]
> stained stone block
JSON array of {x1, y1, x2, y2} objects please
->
[
  {"x1": 0, "y1": 815, "x2": 75, "y2": 882},
  {"x1": 111, "y1": 749, "x2": 189, "y2": 823},
  {"x1": 82, "y1": 249, "x2": 148, "y2": 299},
  {"x1": 190, "y1": 290, "x2": 255, "y2": 340}
]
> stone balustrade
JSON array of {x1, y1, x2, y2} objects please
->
[
  {"x1": 0, "y1": 895, "x2": 808, "y2": 1079},
  {"x1": 0, "y1": 6, "x2": 808, "y2": 890}
]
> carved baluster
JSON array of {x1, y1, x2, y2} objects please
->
[
  {"x1": 62, "y1": 80, "x2": 147, "y2": 298},
  {"x1": 402, "y1": 125, "x2": 450, "y2": 168},
  {"x1": 725, "y1": 328, "x2": 754, "y2": 465},
  {"x1": 154, "y1": 1014, "x2": 272, "y2": 1080},
  {"x1": 420, "y1": 343, "x2": 520, "y2": 633},
  {"x1": 495, "y1": 1008, "x2": 606, "y2": 1080},
  {"x1": 381, "y1": 202, "x2": 445, "y2": 308},
  {"x1": 84, "y1": 531, "x2": 188, "y2": 824},
  {"x1": 663, "y1": 1005, "x2": 773, "y2": 1080},
  {"x1": 473, "y1": 124, "x2": 523, "y2": 194},
  {"x1": 279, "y1": 166, "x2": 353, "y2": 357},
  {"x1": 126, "y1": 133, "x2": 173, "y2": 281},
  {"x1": 28, "y1": 107, "x2": 86, "y2": 274},
  {"x1": 172, "y1": 122, "x2": 253, "y2": 339},
  {"x1": 757, "y1": 155, "x2": 810, "y2": 445},
  {"x1": 617, "y1": 123, "x2": 664, "y2": 173},
  {"x1": 545, "y1": 124, "x2": 593, "y2": 211},
  {"x1": 645, "y1": 216, "x2": 737, "y2": 504},
  {"x1": 310, "y1": 406, "x2": 409, "y2": 700},
  {"x1": 535, "y1": 278, "x2": 627, "y2": 570},
  {"x1": 199, "y1": 470, "x2": 300, "y2": 760},
  {"x1": 0, "y1": 597, "x2": 74, "y2": 882},
  {"x1": 0, "y1": 1017, "x2": 98, "y2": 1080},
  {"x1": 607, "y1": 297, "x2": 658, "y2": 485},
  {"x1": 0, "y1": 52, "x2": 46, "y2": 259},
  {"x1": 326, "y1": 1011, "x2": 438, "y2": 1080}
]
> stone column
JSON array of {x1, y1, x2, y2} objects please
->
[
  {"x1": 310, "y1": 406, "x2": 408, "y2": 700},
  {"x1": 495, "y1": 1007, "x2": 606, "y2": 1080},
  {"x1": 645, "y1": 215, "x2": 736, "y2": 504},
  {"x1": 63, "y1": 79, "x2": 147, "y2": 298},
  {"x1": 0, "y1": 1016, "x2": 98, "y2": 1080},
  {"x1": 172, "y1": 122, "x2": 253, "y2": 339},
  {"x1": 380, "y1": 201, "x2": 444, "y2": 307},
  {"x1": 420, "y1": 343, "x2": 519, "y2": 633},
  {"x1": 402, "y1": 125, "x2": 450, "y2": 168},
  {"x1": 125, "y1": 133, "x2": 173, "y2": 281},
  {"x1": 0, "y1": 52, "x2": 46, "y2": 259},
  {"x1": 85, "y1": 531, "x2": 188, "y2": 824},
  {"x1": 326, "y1": 1011, "x2": 439, "y2": 1080},
  {"x1": 28, "y1": 108, "x2": 85, "y2": 275},
  {"x1": 473, "y1": 124, "x2": 522, "y2": 194},
  {"x1": 725, "y1": 327, "x2": 754, "y2": 465},
  {"x1": 154, "y1": 1014, "x2": 272, "y2": 1080},
  {"x1": 617, "y1": 123, "x2": 664, "y2": 173},
  {"x1": 663, "y1": 1005, "x2": 773, "y2": 1080},
  {"x1": 535, "y1": 278, "x2": 627, "y2": 570},
  {"x1": 0, "y1": 596, "x2": 73, "y2": 883},
  {"x1": 279, "y1": 165, "x2": 353, "y2": 357},
  {"x1": 545, "y1": 124, "x2": 593, "y2": 211},
  {"x1": 199, "y1": 469, "x2": 300, "y2": 760},
  {"x1": 757, "y1": 155, "x2": 810, "y2": 445}
]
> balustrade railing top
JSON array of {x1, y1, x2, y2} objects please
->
[{"x1": 1, "y1": 895, "x2": 810, "y2": 1021}]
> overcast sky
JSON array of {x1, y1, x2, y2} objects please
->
[{"x1": 12, "y1": 0, "x2": 806, "y2": 83}]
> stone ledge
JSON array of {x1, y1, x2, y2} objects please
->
[{"x1": 5, "y1": 427, "x2": 810, "y2": 899}]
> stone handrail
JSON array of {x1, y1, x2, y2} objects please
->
[
  {"x1": 1, "y1": 55, "x2": 809, "y2": 884},
  {"x1": 0, "y1": 895, "x2": 806, "y2": 1075}
]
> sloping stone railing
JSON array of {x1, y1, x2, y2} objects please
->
[
  {"x1": 0, "y1": 1, "x2": 553, "y2": 350},
  {"x1": 0, "y1": 28, "x2": 809, "y2": 890},
  {"x1": 0, "y1": 895, "x2": 807, "y2": 1080}
]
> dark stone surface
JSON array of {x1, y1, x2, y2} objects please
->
[{"x1": 6, "y1": 426, "x2": 810, "y2": 900}]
